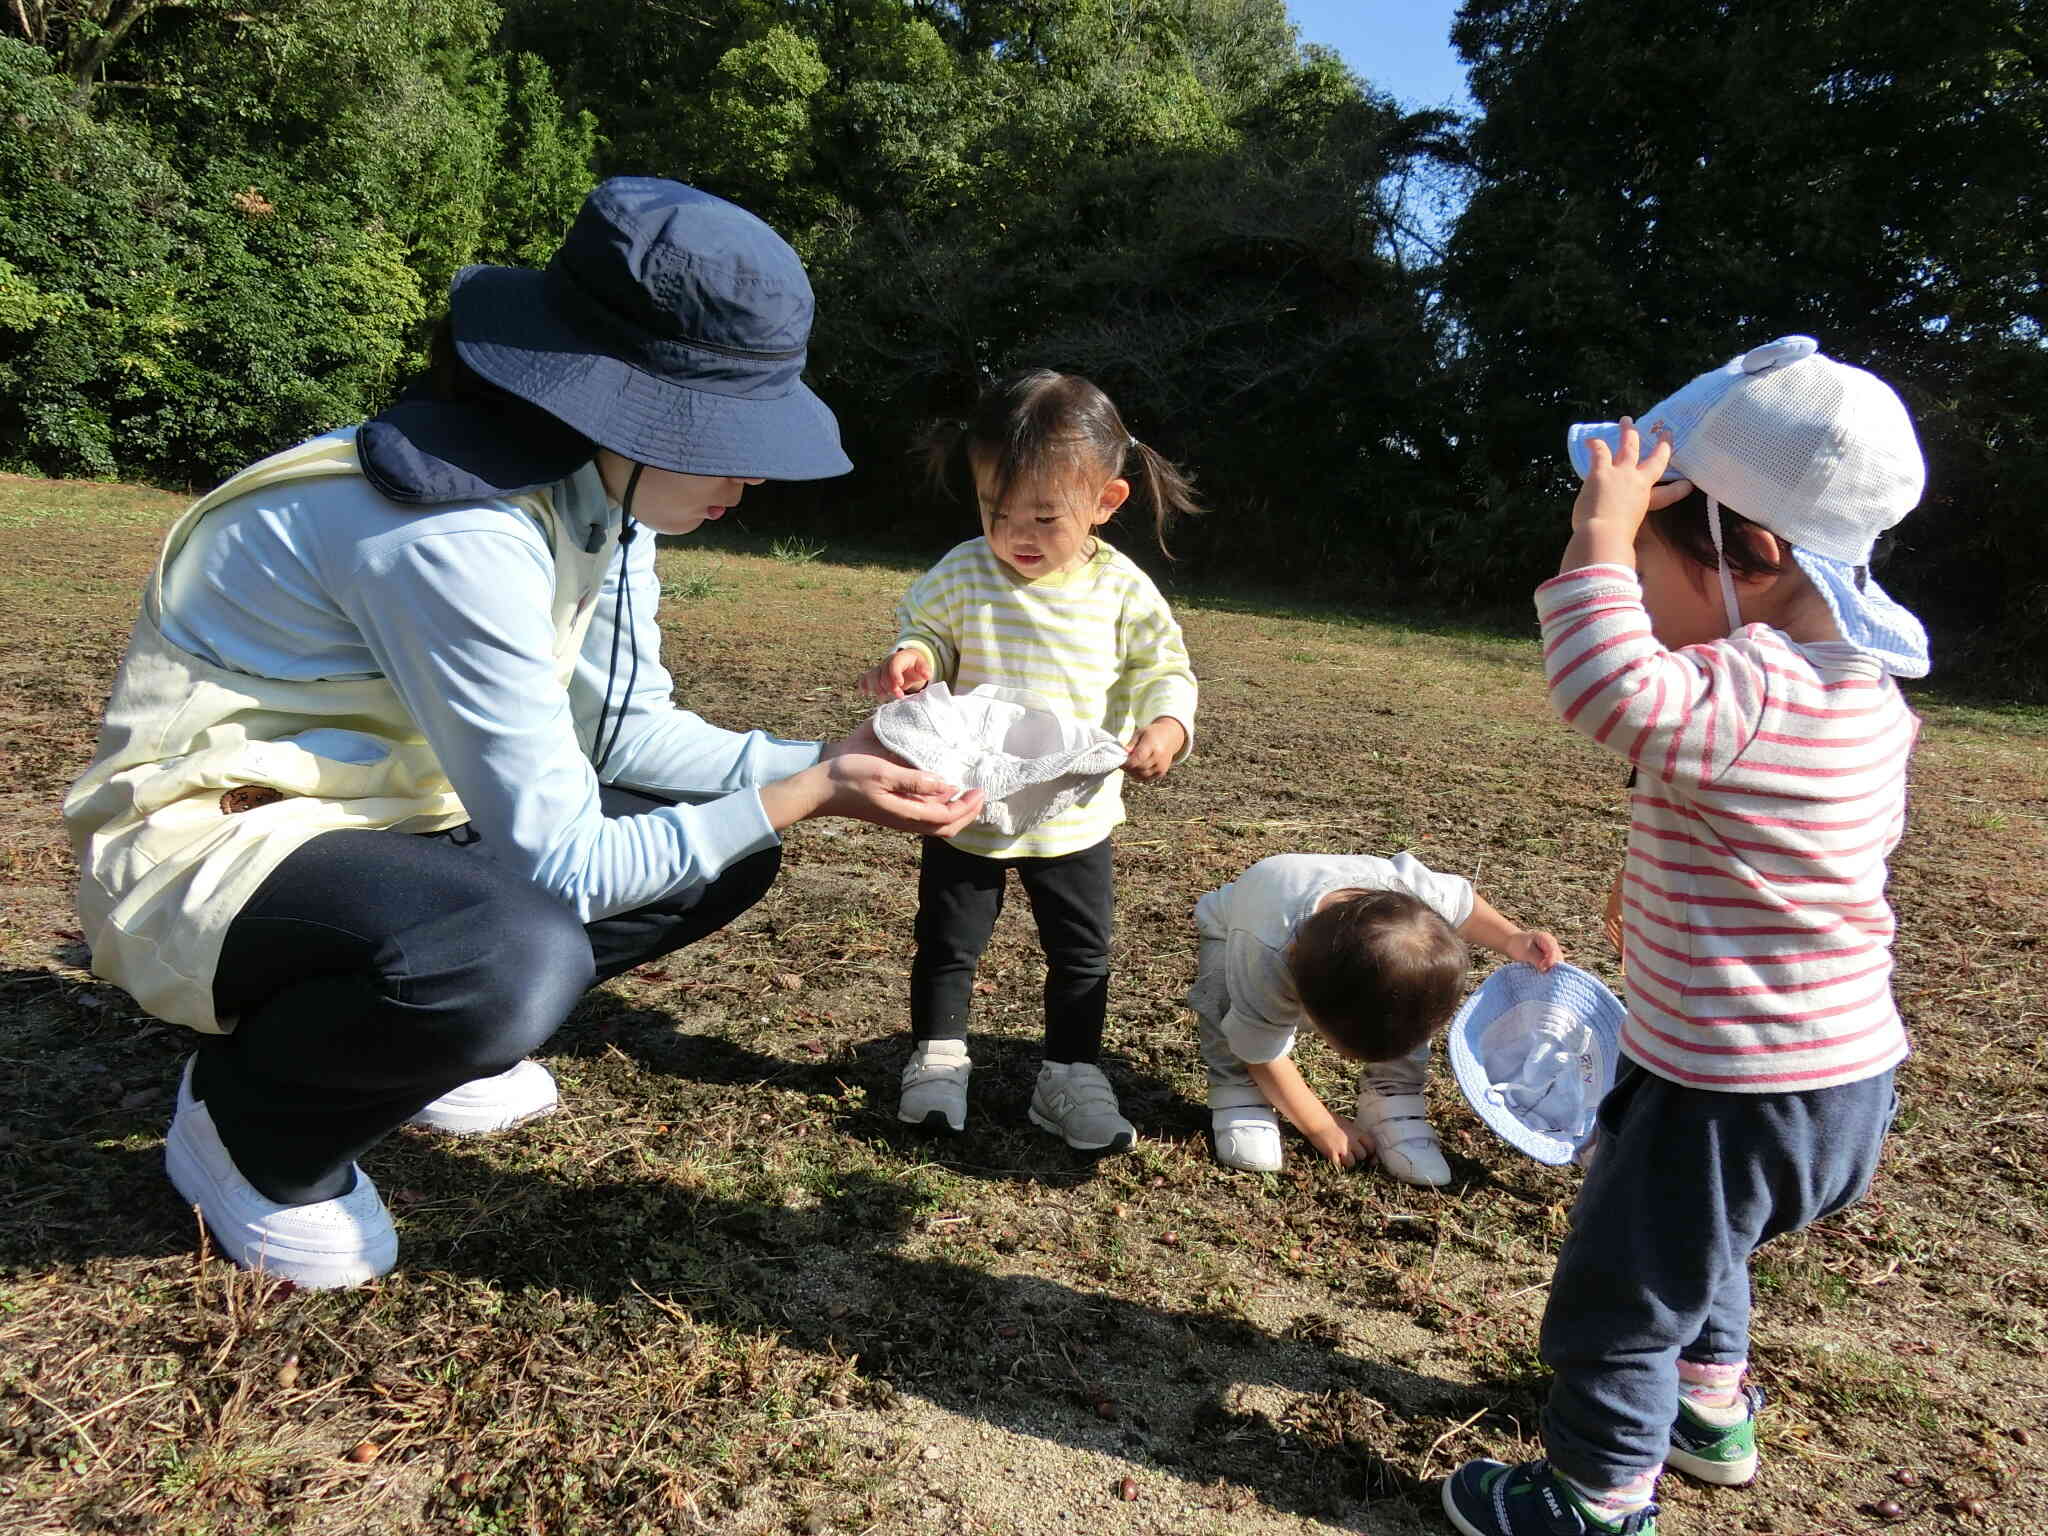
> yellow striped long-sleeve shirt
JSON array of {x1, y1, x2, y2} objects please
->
[{"x1": 894, "y1": 536, "x2": 1197, "y2": 857}]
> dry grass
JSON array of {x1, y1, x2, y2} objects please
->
[{"x1": 1, "y1": 477, "x2": 2044, "y2": 1534}]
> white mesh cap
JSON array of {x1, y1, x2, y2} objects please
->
[
  {"x1": 1567, "y1": 336, "x2": 1931, "y2": 676},
  {"x1": 1567, "y1": 336, "x2": 1924, "y2": 562}
]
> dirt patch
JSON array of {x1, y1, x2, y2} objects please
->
[{"x1": 2, "y1": 489, "x2": 2044, "y2": 1534}]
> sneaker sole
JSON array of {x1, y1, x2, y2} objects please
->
[
  {"x1": 1028, "y1": 1105, "x2": 1133, "y2": 1154},
  {"x1": 164, "y1": 1127, "x2": 394, "y2": 1289},
  {"x1": 899, "y1": 1108, "x2": 964, "y2": 1136},
  {"x1": 1665, "y1": 1444, "x2": 1758, "y2": 1486},
  {"x1": 408, "y1": 1101, "x2": 559, "y2": 1137}
]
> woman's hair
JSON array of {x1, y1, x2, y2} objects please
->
[
  {"x1": 419, "y1": 313, "x2": 527, "y2": 409},
  {"x1": 917, "y1": 369, "x2": 1202, "y2": 555},
  {"x1": 1646, "y1": 487, "x2": 1784, "y2": 579},
  {"x1": 1287, "y1": 890, "x2": 1469, "y2": 1062}
]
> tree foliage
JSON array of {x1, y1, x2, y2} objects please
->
[
  {"x1": 0, "y1": 0, "x2": 2039, "y2": 691},
  {"x1": 1446, "y1": 0, "x2": 2047, "y2": 681}
]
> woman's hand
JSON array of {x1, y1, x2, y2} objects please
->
[
  {"x1": 859, "y1": 648, "x2": 932, "y2": 702},
  {"x1": 761, "y1": 752, "x2": 982, "y2": 838},
  {"x1": 1123, "y1": 716, "x2": 1187, "y2": 781}
]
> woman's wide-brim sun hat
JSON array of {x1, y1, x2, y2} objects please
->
[
  {"x1": 1446, "y1": 961, "x2": 1623, "y2": 1166},
  {"x1": 450, "y1": 177, "x2": 851, "y2": 483}
]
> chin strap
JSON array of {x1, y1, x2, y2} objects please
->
[
  {"x1": 592, "y1": 462, "x2": 645, "y2": 776},
  {"x1": 1705, "y1": 494, "x2": 1744, "y2": 635}
]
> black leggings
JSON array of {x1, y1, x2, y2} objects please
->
[
  {"x1": 908, "y1": 835, "x2": 1113, "y2": 1064},
  {"x1": 196, "y1": 786, "x2": 780, "y2": 1204}
]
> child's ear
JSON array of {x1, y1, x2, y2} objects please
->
[
  {"x1": 1732, "y1": 526, "x2": 1790, "y2": 594},
  {"x1": 1093, "y1": 476, "x2": 1130, "y2": 525}
]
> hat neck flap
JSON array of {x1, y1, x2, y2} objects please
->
[{"x1": 358, "y1": 389, "x2": 596, "y2": 507}]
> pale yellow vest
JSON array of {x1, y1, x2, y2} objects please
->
[{"x1": 62, "y1": 435, "x2": 613, "y2": 1032}]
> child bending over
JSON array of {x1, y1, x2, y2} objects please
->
[
  {"x1": 1443, "y1": 337, "x2": 1926, "y2": 1536},
  {"x1": 1189, "y1": 852, "x2": 1560, "y2": 1185},
  {"x1": 860, "y1": 369, "x2": 1198, "y2": 1153}
]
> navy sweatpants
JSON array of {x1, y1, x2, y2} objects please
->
[
  {"x1": 1540, "y1": 1061, "x2": 1898, "y2": 1487},
  {"x1": 194, "y1": 786, "x2": 780, "y2": 1205}
]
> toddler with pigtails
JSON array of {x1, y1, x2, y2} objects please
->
[{"x1": 859, "y1": 369, "x2": 1199, "y2": 1152}]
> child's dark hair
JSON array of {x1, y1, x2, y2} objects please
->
[
  {"x1": 918, "y1": 368, "x2": 1202, "y2": 556},
  {"x1": 1647, "y1": 487, "x2": 1784, "y2": 579},
  {"x1": 1287, "y1": 891, "x2": 1469, "y2": 1062}
]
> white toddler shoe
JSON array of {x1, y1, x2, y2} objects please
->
[
  {"x1": 899, "y1": 1039, "x2": 971, "y2": 1133},
  {"x1": 1354, "y1": 1073, "x2": 1452, "y2": 1188},
  {"x1": 408, "y1": 1059, "x2": 559, "y2": 1135},
  {"x1": 1210, "y1": 1105, "x2": 1283, "y2": 1172},
  {"x1": 164, "y1": 1058, "x2": 397, "y2": 1290}
]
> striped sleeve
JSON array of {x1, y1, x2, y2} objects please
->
[
  {"x1": 893, "y1": 544, "x2": 968, "y2": 682},
  {"x1": 1536, "y1": 563, "x2": 1764, "y2": 788},
  {"x1": 1117, "y1": 568, "x2": 1198, "y2": 753}
]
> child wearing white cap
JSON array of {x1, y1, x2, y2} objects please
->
[
  {"x1": 1186, "y1": 852, "x2": 1561, "y2": 1186},
  {"x1": 1442, "y1": 338, "x2": 1926, "y2": 1536}
]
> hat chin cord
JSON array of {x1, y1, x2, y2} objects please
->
[
  {"x1": 592, "y1": 462, "x2": 645, "y2": 776},
  {"x1": 1706, "y1": 495, "x2": 1745, "y2": 635}
]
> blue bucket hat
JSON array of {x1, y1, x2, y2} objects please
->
[
  {"x1": 362, "y1": 178, "x2": 850, "y2": 502},
  {"x1": 1446, "y1": 962, "x2": 1623, "y2": 1167}
]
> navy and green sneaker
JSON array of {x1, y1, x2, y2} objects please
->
[
  {"x1": 1441, "y1": 1458, "x2": 1659, "y2": 1536},
  {"x1": 1667, "y1": 1384, "x2": 1765, "y2": 1486}
]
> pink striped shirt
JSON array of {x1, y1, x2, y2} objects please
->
[{"x1": 1538, "y1": 565, "x2": 1916, "y2": 1093}]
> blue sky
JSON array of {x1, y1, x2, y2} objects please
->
[{"x1": 1284, "y1": 1, "x2": 1475, "y2": 113}]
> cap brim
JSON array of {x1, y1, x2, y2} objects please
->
[
  {"x1": 1789, "y1": 549, "x2": 1930, "y2": 679},
  {"x1": 450, "y1": 266, "x2": 853, "y2": 482},
  {"x1": 1446, "y1": 962, "x2": 1623, "y2": 1166},
  {"x1": 1567, "y1": 422, "x2": 1689, "y2": 484}
]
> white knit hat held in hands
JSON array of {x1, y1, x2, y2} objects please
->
[{"x1": 1567, "y1": 336, "x2": 1930, "y2": 678}]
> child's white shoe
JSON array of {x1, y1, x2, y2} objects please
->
[
  {"x1": 1210, "y1": 1105, "x2": 1283, "y2": 1172},
  {"x1": 1355, "y1": 1076, "x2": 1451, "y2": 1188},
  {"x1": 899, "y1": 1039, "x2": 971, "y2": 1133},
  {"x1": 1029, "y1": 1062, "x2": 1134, "y2": 1153}
]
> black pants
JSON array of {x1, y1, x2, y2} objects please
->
[
  {"x1": 909, "y1": 835, "x2": 1113, "y2": 1064},
  {"x1": 196, "y1": 786, "x2": 780, "y2": 1205}
]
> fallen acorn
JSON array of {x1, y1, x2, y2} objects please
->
[
  {"x1": 1118, "y1": 1476, "x2": 1138, "y2": 1502},
  {"x1": 275, "y1": 1353, "x2": 300, "y2": 1390},
  {"x1": 1892, "y1": 1468, "x2": 1920, "y2": 1487},
  {"x1": 1094, "y1": 1398, "x2": 1117, "y2": 1421},
  {"x1": 1874, "y1": 1499, "x2": 1905, "y2": 1521},
  {"x1": 1960, "y1": 1496, "x2": 1989, "y2": 1518},
  {"x1": 346, "y1": 1441, "x2": 380, "y2": 1465},
  {"x1": 2012, "y1": 1427, "x2": 2033, "y2": 1446}
]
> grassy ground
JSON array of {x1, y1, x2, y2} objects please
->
[{"x1": 1, "y1": 474, "x2": 2044, "y2": 1536}]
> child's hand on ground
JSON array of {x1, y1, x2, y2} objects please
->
[
  {"x1": 1123, "y1": 717, "x2": 1187, "y2": 781},
  {"x1": 1309, "y1": 1118, "x2": 1374, "y2": 1169},
  {"x1": 1507, "y1": 928, "x2": 1564, "y2": 971},
  {"x1": 859, "y1": 648, "x2": 932, "y2": 701}
]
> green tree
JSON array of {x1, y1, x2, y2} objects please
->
[{"x1": 1446, "y1": 0, "x2": 2048, "y2": 688}]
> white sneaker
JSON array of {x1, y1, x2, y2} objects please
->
[
  {"x1": 1210, "y1": 1105, "x2": 1283, "y2": 1172},
  {"x1": 1354, "y1": 1076, "x2": 1451, "y2": 1188},
  {"x1": 899, "y1": 1039, "x2": 971, "y2": 1133},
  {"x1": 164, "y1": 1058, "x2": 397, "y2": 1289},
  {"x1": 408, "y1": 1060, "x2": 559, "y2": 1135},
  {"x1": 1029, "y1": 1062, "x2": 1134, "y2": 1153}
]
